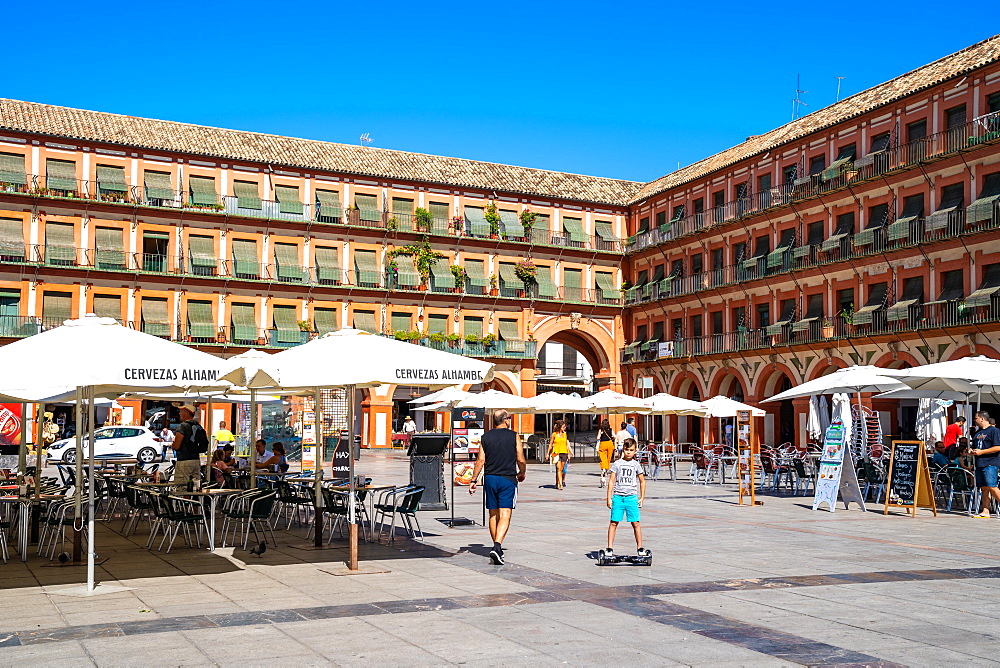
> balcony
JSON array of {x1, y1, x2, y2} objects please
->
[
  {"x1": 621, "y1": 296, "x2": 1000, "y2": 363},
  {"x1": 625, "y1": 111, "x2": 1000, "y2": 255},
  {"x1": 0, "y1": 176, "x2": 623, "y2": 255}
]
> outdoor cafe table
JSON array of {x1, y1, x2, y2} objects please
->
[
  {"x1": 328, "y1": 483, "x2": 395, "y2": 541},
  {"x1": 171, "y1": 488, "x2": 240, "y2": 552},
  {"x1": 1, "y1": 490, "x2": 65, "y2": 562}
]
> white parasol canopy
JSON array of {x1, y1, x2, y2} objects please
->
[
  {"x1": 764, "y1": 366, "x2": 904, "y2": 403},
  {"x1": 646, "y1": 392, "x2": 704, "y2": 415},
  {"x1": 216, "y1": 349, "x2": 281, "y2": 389},
  {"x1": 526, "y1": 391, "x2": 591, "y2": 414},
  {"x1": 882, "y1": 356, "x2": 1000, "y2": 395},
  {"x1": 453, "y1": 389, "x2": 534, "y2": 411},
  {"x1": 412, "y1": 401, "x2": 451, "y2": 412},
  {"x1": 584, "y1": 389, "x2": 650, "y2": 414},
  {"x1": 680, "y1": 395, "x2": 765, "y2": 418},
  {"x1": 409, "y1": 387, "x2": 471, "y2": 405}
]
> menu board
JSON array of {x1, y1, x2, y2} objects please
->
[
  {"x1": 812, "y1": 420, "x2": 847, "y2": 511},
  {"x1": 883, "y1": 440, "x2": 937, "y2": 516}
]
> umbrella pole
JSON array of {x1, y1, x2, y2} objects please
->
[
  {"x1": 86, "y1": 385, "x2": 96, "y2": 592},
  {"x1": 347, "y1": 384, "x2": 358, "y2": 570},
  {"x1": 73, "y1": 386, "x2": 83, "y2": 563},
  {"x1": 17, "y1": 403, "x2": 26, "y2": 485},
  {"x1": 249, "y1": 389, "x2": 257, "y2": 489},
  {"x1": 204, "y1": 397, "x2": 213, "y2": 485},
  {"x1": 312, "y1": 387, "x2": 324, "y2": 548}
]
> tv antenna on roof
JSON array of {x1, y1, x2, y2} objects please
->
[
  {"x1": 836, "y1": 76, "x2": 846, "y2": 102},
  {"x1": 791, "y1": 74, "x2": 808, "y2": 120},
  {"x1": 360, "y1": 133, "x2": 372, "y2": 147}
]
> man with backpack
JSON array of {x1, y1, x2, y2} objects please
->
[{"x1": 172, "y1": 404, "x2": 208, "y2": 488}]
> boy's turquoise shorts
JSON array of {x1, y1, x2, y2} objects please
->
[{"x1": 610, "y1": 494, "x2": 640, "y2": 522}]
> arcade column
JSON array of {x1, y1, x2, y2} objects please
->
[
  {"x1": 519, "y1": 361, "x2": 536, "y2": 434},
  {"x1": 792, "y1": 397, "x2": 811, "y2": 449},
  {"x1": 362, "y1": 397, "x2": 394, "y2": 449}
]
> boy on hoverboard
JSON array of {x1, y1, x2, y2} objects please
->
[{"x1": 599, "y1": 439, "x2": 651, "y2": 565}]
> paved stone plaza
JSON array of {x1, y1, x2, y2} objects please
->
[{"x1": 1, "y1": 452, "x2": 999, "y2": 666}]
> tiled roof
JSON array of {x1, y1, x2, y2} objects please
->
[
  {"x1": 634, "y1": 34, "x2": 1000, "y2": 203},
  {"x1": 0, "y1": 99, "x2": 642, "y2": 207}
]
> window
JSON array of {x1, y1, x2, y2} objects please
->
[
  {"x1": 144, "y1": 171, "x2": 173, "y2": 202},
  {"x1": 733, "y1": 241, "x2": 746, "y2": 263},
  {"x1": 356, "y1": 193, "x2": 381, "y2": 223},
  {"x1": 807, "y1": 221, "x2": 825, "y2": 246},
  {"x1": 693, "y1": 198, "x2": 704, "y2": 215},
  {"x1": 836, "y1": 144, "x2": 857, "y2": 161},
  {"x1": 45, "y1": 222, "x2": 75, "y2": 266},
  {"x1": 272, "y1": 305, "x2": 301, "y2": 343},
  {"x1": 315, "y1": 190, "x2": 342, "y2": 222},
  {"x1": 783, "y1": 164, "x2": 797, "y2": 184},
  {"x1": 655, "y1": 211, "x2": 666, "y2": 228},
  {"x1": 189, "y1": 175, "x2": 218, "y2": 206},
  {"x1": 0, "y1": 218, "x2": 24, "y2": 261},
  {"x1": 274, "y1": 185, "x2": 303, "y2": 215},
  {"x1": 43, "y1": 291, "x2": 73, "y2": 324},
  {"x1": 870, "y1": 132, "x2": 891, "y2": 153},
  {"x1": 0, "y1": 152, "x2": 27, "y2": 187},
  {"x1": 563, "y1": 268, "x2": 583, "y2": 301},
  {"x1": 93, "y1": 294, "x2": 122, "y2": 322},
  {"x1": 427, "y1": 313, "x2": 449, "y2": 334},
  {"x1": 637, "y1": 216, "x2": 649, "y2": 234},
  {"x1": 968, "y1": 171, "x2": 1000, "y2": 224},
  {"x1": 712, "y1": 190, "x2": 725, "y2": 207},
  {"x1": 809, "y1": 155, "x2": 825, "y2": 176},
  {"x1": 636, "y1": 324, "x2": 648, "y2": 343},
  {"x1": 757, "y1": 173, "x2": 771, "y2": 192},
  {"x1": 188, "y1": 235, "x2": 216, "y2": 276},
  {"x1": 273, "y1": 243, "x2": 303, "y2": 282},
  {"x1": 391, "y1": 197, "x2": 413, "y2": 222},
  {"x1": 96, "y1": 164, "x2": 127, "y2": 195},
  {"x1": 938, "y1": 270, "x2": 964, "y2": 301},
  {"x1": 733, "y1": 306, "x2": 746, "y2": 330},
  {"x1": 313, "y1": 308, "x2": 338, "y2": 335},
  {"x1": 711, "y1": 311, "x2": 723, "y2": 335},
  {"x1": 671, "y1": 205, "x2": 685, "y2": 221},
  {"x1": 691, "y1": 315, "x2": 702, "y2": 338},
  {"x1": 46, "y1": 159, "x2": 76, "y2": 192},
  {"x1": 314, "y1": 246, "x2": 341, "y2": 285},
  {"x1": 352, "y1": 309, "x2": 377, "y2": 333},
  {"x1": 651, "y1": 321, "x2": 664, "y2": 342},
  {"x1": 95, "y1": 227, "x2": 125, "y2": 270},
  {"x1": 391, "y1": 311, "x2": 412, "y2": 333},
  {"x1": 141, "y1": 297, "x2": 171, "y2": 337},
  {"x1": 866, "y1": 203, "x2": 890, "y2": 229},
  {"x1": 837, "y1": 288, "x2": 854, "y2": 315},
  {"x1": 690, "y1": 253, "x2": 703, "y2": 275},
  {"x1": 989, "y1": 92, "x2": 1000, "y2": 114},
  {"x1": 671, "y1": 318, "x2": 683, "y2": 338},
  {"x1": 835, "y1": 212, "x2": 855, "y2": 234},
  {"x1": 792, "y1": 293, "x2": 824, "y2": 332},
  {"x1": 907, "y1": 119, "x2": 927, "y2": 142},
  {"x1": 231, "y1": 239, "x2": 260, "y2": 279},
  {"x1": 853, "y1": 282, "x2": 888, "y2": 325},
  {"x1": 186, "y1": 300, "x2": 214, "y2": 339},
  {"x1": 353, "y1": 249, "x2": 380, "y2": 287},
  {"x1": 967, "y1": 263, "x2": 1000, "y2": 306},
  {"x1": 927, "y1": 183, "x2": 964, "y2": 232},
  {"x1": 463, "y1": 316, "x2": 484, "y2": 339},
  {"x1": 756, "y1": 303, "x2": 770, "y2": 329},
  {"x1": 711, "y1": 248, "x2": 724, "y2": 270},
  {"x1": 946, "y1": 104, "x2": 967, "y2": 129},
  {"x1": 670, "y1": 259, "x2": 684, "y2": 277}
]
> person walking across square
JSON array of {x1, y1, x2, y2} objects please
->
[
  {"x1": 469, "y1": 409, "x2": 526, "y2": 565},
  {"x1": 605, "y1": 439, "x2": 647, "y2": 559},
  {"x1": 172, "y1": 405, "x2": 208, "y2": 489}
]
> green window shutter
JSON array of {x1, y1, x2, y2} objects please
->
[
  {"x1": 463, "y1": 316, "x2": 483, "y2": 338},
  {"x1": 427, "y1": 313, "x2": 448, "y2": 334},
  {"x1": 563, "y1": 268, "x2": 583, "y2": 290},
  {"x1": 353, "y1": 249, "x2": 380, "y2": 286},
  {"x1": 274, "y1": 243, "x2": 303, "y2": 282},
  {"x1": 92, "y1": 294, "x2": 122, "y2": 321},
  {"x1": 595, "y1": 272, "x2": 620, "y2": 299},
  {"x1": 0, "y1": 218, "x2": 24, "y2": 259},
  {"x1": 0, "y1": 153, "x2": 27, "y2": 185},
  {"x1": 498, "y1": 262, "x2": 518, "y2": 289},
  {"x1": 498, "y1": 319, "x2": 519, "y2": 340},
  {"x1": 535, "y1": 265, "x2": 557, "y2": 298},
  {"x1": 141, "y1": 297, "x2": 170, "y2": 337},
  {"x1": 395, "y1": 257, "x2": 421, "y2": 287},
  {"x1": 355, "y1": 193, "x2": 380, "y2": 222},
  {"x1": 352, "y1": 309, "x2": 377, "y2": 333},
  {"x1": 272, "y1": 304, "x2": 300, "y2": 343},
  {"x1": 46, "y1": 159, "x2": 77, "y2": 191},
  {"x1": 233, "y1": 180, "x2": 262, "y2": 209},
  {"x1": 595, "y1": 221, "x2": 615, "y2": 241},
  {"x1": 465, "y1": 259, "x2": 487, "y2": 286},
  {"x1": 430, "y1": 259, "x2": 453, "y2": 291},
  {"x1": 188, "y1": 235, "x2": 217, "y2": 272},
  {"x1": 314, "y1": 246, "x2": 341, "y2": 284},
  {"x1": 189, "y1": 175, "x2": 218, "y2": 206},
  {"x1": 465, "y1": 206, "x2": 490, "y2": 236},
  {"x1": 274, "y1": 185, "x2": 303, "y2": 215},
  {"x1": 43, "y1": 291, "x2": 73, "y2": 324},
  {"x1": 315, "y1": 189, "x2": 342, "y2": 219},
  {"x1": 186, "y1": 300, "x2": 215, "y2": 338},
  {"x1": 231, "y1": 239, "x2": 260, "y2": 277},
  {"x1": 45, "y1": 222, "x2": 76, "y2": 265},
  {"x1": 96, "y1": 227, "x2": 126, "y2": 269},
  {"x1": 428, "y1": 201, "x2": 450, "y2": 232},
  {"x1": 391, "y1": 312, "x2": 412, "y2": 332},
  {"x1": 499, "y1": 210, "x2": 524, "y2": 238},
  {"x1": 313, "y1": 307, "x2": 339, "y2": 335},
  {"x1": 96, "y1": 165, "x2": 127, "y2": 192},
  {"x1": 563, "y1": 217, "x2": 588, "y2": 243},
  {"x1": 144, "y1": 171, "x2": 173, "y2": 200},
  {"x1": 391, "y1": 198, "x2": 413, "y2": 220},
  {"x1": 230, "y1": 303, "x2": 257, "y2": 341}
]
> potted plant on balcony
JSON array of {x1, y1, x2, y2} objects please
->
[
  {"x1": 393, "y1": 330, "x2": 410, "y2": 341},
  {"x1": 839, "y1": 303, "x2": 855, "y2": 327},
  {"x1": 485, "y1": 201, "x2": 502, "y2": 239},
  {"x1": 297, "y1": 319, "x2": 313, "y2": 343},
  {"x1": 428, "y1": 332, "x2": 446, "y2": 345},
  {"x1": 519, "y1": 208, "x2": 537, "y2": 238},
  {"x1": 450, "y1": 265, "x2": 466, "y2": 292},
  {"x1": 407, "y1": 330, "x2": 422, "y2": 344},
  {"x1": 514, "y1": 259, "x2": 537, "y2": 288},
  {"x1": 451, "y1": 216, "x2": 465, "y2": 236},
  {"x1": 481, "y1": 332, "x2": 497, "y2": 349},
  {"x1": 488, "y1": 274, "x2": 499, "y2": 296},
  {"x1": 821, "y1": 317, "x2": 834, "y2": 338},
  {"x1": 446, "y1": 333, "x2": 461, "y2": 348},
  {"x1": 465, "y1": 333, "x2": 480, "y2": 345},
  {"x1": 386, "y1": 216, "x2": 399, "y2": 232},
  {"x1": 414, "y1": 207, "x2": 432, "y2": 233}
]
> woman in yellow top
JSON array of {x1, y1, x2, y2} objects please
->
[
  {"x1": 597, "y1": 419, "x2": 615, "y2": 487},
  {"x1": 546, "y1": 419, "x2": 571, "y2": 490}
]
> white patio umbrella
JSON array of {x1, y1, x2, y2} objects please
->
[
  {"x1": 916, "y1": 398, "x2": 948, "y2": 444},
  {"x1": 831, "y1": 393, "x2": 854, "y2": 447},
  {"x1": 527, "y1": 391, "x2": 591, "y2": 414},
  {"x1": 680, "y1": 395, "x2": 765, "y2": 418},
  {"x1": 0, "y1": 315, "x2": 230, "y2": 592},
  {"x1": 882, "y1": 356, "x2": 1000, "y2": 398},
  {"x1": 412, "y1": 401, "x2": 450, "y2": 412},
  {"x1": 646, "y1": 392, "x2": 703, "y2": 415},
  {"x1": 410, "y1": 387, "x2": 470, "y2": 405},
  {"x1": 584, "y1": 389, "x2": 650, "y2": 413},
  {"x1": 453, "y1": 389, "x2": 534, "y2": 412},
  {"x1": 765, "y1": 366, "x2": 905, "y2": 403},
  {"x1": 222, "y1": 328, "x2": 495, "y2": 567}
]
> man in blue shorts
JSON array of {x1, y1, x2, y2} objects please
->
[
  {"x1": 605, "y1": 439, "x2": 647, "y2": 559},
  {"x1": 971, "y1": 410, "x2": 1000, "y2": 518},
  {"x1": 469, "y1": 409, "x2": 526, "y2": 565}
]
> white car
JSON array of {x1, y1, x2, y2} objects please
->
[{"x1": 48, "y1": 426, "x2": 162, "y2": 465}]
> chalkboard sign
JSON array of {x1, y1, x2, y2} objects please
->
[
  {"x1": 887, "y1": 442, "x2": 919, "y2": 504},
  {"x1": 883, "y1": 440, "x2": 937, "y2": 517},
  {"x1": 331, "y1": 430, "x2": 352, "y2": 477}
]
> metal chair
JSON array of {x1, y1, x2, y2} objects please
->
[
  {"x1": 792, "y1": 457, "x2": 815, "y2": 496},
  {"x1": 946, "y1": 466, "x2": 975, "y2": 512},
  {"x1": 374, "y1": 486, "x2": 425, "y2": 542}
]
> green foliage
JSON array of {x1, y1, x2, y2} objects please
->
[{"x1": 485, "y1": 201, "x2": 501, "y2": 236}]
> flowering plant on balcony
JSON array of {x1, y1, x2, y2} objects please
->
[
  {"x1": 414, "y1": 207, "x2": 433, "y2": 231},
  {"x1": 451, "y1": 216, "x2": 465, "y2": 234},
  {"x1": 481, "y1": 333, "x2": 497, "y2": 347},
  {"x1": 485, "y1": 201, "x2": 502, "y2": 237},
  {"x1": 450, "y1": 264, "x2": 466, "y2": 288},
  {"x1": 519, "y1": 208, "x2": 538, "y2": 232},
  {"x1": 514, "y1": 259, "x2": 537, "y2": 285}
]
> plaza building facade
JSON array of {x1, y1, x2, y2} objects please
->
[
  {"x1": 2, "y1": 35, "x2": 1000, "y2": 448},
  {"x1": 622, "y1": 36, "x2": 1000, "y2": 447}
]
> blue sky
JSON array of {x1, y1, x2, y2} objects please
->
[{"x1": 5, "y1": 2, "x2": 996, "y2": 183}]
